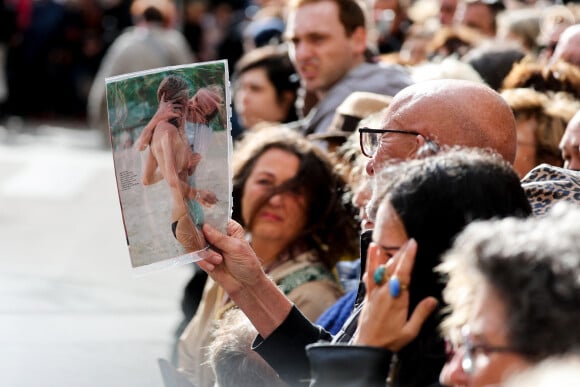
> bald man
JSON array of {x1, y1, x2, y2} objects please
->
[
  {"x1": 550, "y1": 24, "x2": 580, "y2": 67},
  {"x1": 192, "y1": 79, "x2": 517, "y2": 385},
  {"x1": 364, "y1": 79, "x2": 516, "y2": 177}
]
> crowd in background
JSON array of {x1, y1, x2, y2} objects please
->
[
  {"x1": 0, "y1": 0, "x2": 578, "y2": 140},
  {"x1": 1, "y1": 0, "x2": 578, "y2": 132},
  {"x1": 3, "y1": 0, "x2": 580, "y2": 386}
]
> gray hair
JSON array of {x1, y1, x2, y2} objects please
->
[
  {"x1": 208, "y1": 309, "x2": 287, "y2": 387},
  {"x1": 439, "y1": 202, "x2": 580, "y2": 361}
]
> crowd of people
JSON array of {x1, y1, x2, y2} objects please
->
[
  {"x1": 4, "y1": 0, "x2": 580, "y2": 385},
  {"x1": 188, "y1": 0, "x2": 580, "y2": 384}
]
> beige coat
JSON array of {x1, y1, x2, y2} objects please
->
[{"x1": 177, "y1": 250, "x2": 344, "y2": 387}]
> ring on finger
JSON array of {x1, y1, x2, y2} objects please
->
[
  {"x1": 373, "y1": 265, "x2": 387, "y2": 286},
  {"x1": 388, "y1": 275, "x2": 408, "y2": 298}
]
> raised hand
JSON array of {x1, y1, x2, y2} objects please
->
[
  {"x1": 197, "y1": 220, "x2": 294, "y2": 338},
  {"x1": 354, "y1": 239, "x2": 438, "y2": 351},
  {"x1": 155, "y1": 93, "x2": 183, "y2": 122},
  {"x1": 135, "y1": 93, "x2": 183, "y2": 151},
  {"x1": 197, "y1": 220, "x2": 265, "y2": 294}
]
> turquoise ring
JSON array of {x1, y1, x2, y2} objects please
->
[
  {"x1": 388, "y1": 275, "x2": 408, "y2": 298},
  {"x1": 373, "y1": 265, "x2": 386, "y2": 286}
]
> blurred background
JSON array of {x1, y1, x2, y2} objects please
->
[{"x1": 0, "y1": 0, "x2": 212, "y2": 386}]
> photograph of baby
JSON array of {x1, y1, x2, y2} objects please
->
[{"x1": 106, "y1": 61, "x2": 231, "y2": 272}]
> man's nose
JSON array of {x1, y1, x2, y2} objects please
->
[{"x1": 293, "y1": 41, "x2": 312, "y2": 62}]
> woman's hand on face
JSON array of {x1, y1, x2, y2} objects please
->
[
  {"x1": 354, "y1": 239, "x2": 438, "y2": 352},
  {"x1": 197, "y1": 220, "x2": 265, "y2": 295},
  {"x1": 155, "y1": 93, "x2": 182, "y2": 122}
]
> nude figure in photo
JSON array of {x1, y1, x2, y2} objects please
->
[{"x1": 136, "y1": 75, "x2": 218, "y2": 253}]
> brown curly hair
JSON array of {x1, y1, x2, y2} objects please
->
[
  {"x1": 501, "y1": 87, "x2": 580, "y2": 167},
  {"x1": 502, "y1": 58, "x2": 580, "y2": 99},
  {"x1": 232, "y1": 126, "x2": 359, "y2": 268}
]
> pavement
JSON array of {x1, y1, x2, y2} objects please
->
[{"x1": 0, "y1": 120, "x2": 194, "y2": 387}]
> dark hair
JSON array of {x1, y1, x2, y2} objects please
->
[
  {"x1": 462, "y1": 42, "x2": 526, "y2": 91},
  {"x1": 289, "y1": 0, "x2": 366, "y2": 36},
  {"x1": 444, "y1": 203, "x2": 580, "y2": 362},
  {"x1": 234, "y1": 45, "x2": 300, "y2": 123},
  {"x1": 502, "y1": 59, "x2": 580, "y2": 100},
  {"x1": 143, "y1": 6, "x2": 164, "y2": 23},
  {"x1": 156, "y1": 75, "x2": 189, "y2": 127},
  {"x1": 370, "y1": 146, "x2": 532, "y2": 386},
  {"x1": 157, "y1": 75, "x2": 189, "y2": 103},
  {"x1": 232, "y1": 127, "x2": 359, "y2": 268}
]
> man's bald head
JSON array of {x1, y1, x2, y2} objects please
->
[
  {"x1": 366, "y1": 79, "x2": 516, "y2": 175},
  {"x1": 551, "y1": 24, "x2": 580, "y2": 67}
]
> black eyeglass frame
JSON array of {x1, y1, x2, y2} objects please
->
[
  {"x1": 358, "y1": 127, "x2": 422, "y2": 158},
  {"x1": 359, "y1": 127, "x2": 442, "y2": 158},
  {"x1": 456, "y1": 325, "x2": 520, "y2": 375}
]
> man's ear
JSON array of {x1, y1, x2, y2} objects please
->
[
  {"x1": 406, "y1": 133, "x2": 426, "y2": 158},
  {"x1": 416, "y1": 134, "x2": 426, "y2": 148},
  {"x1": 350, "y1": 26, "x2": 368, "y2": 56}
]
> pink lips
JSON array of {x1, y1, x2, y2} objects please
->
[{"x1": 260, "y1": 211, "x2": 283, "y2": 222}]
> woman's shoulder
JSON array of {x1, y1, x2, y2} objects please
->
[
  {"x1": 266, "y1": 251, "x2": 343, "y2": 321},
  {"x1": 287, "y1": 279, "x2": 344, "y2": 322},
  {"x1": 271, "y1": 250, "x2": 337, "y2": 291},
  {"x1": 276, "y1": 262, "x2": 337, "y2": 294}
]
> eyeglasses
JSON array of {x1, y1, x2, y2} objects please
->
[
  {"x1": 358, "y1": 127, "x2": 440, "y2": 158},
  {"x1": 445, "y1": 325, "x2": 520, "y2": 375},
  {"x1": 359, "y1": 127, "x2": 420, "y2": 158}
]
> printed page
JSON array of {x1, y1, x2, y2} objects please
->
[{"x1": 106, "y1": 60, "x2": 232, "y2": 273}]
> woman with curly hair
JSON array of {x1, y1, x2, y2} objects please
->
[
  {"x1": 177, "y1": 126, "x2": 359, "y2": 387},
  {"x1": 439, "y1": 203, "x2": 580, "y2": 386},
  {"x1": 501, "y1": 87, "x2": 580, "y2": 178}
]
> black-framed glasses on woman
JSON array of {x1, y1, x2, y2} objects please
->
[
  {"x1": 445, "y1": 325, "x2": 521, "y2": 375},
  {"x1": 358, "y1": 127, "x2": 440, "y2": 158}
]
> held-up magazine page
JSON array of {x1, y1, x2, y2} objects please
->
[{"x1": 106, "y1": 60, "x2": 232, "y2": 273}]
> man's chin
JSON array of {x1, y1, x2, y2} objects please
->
[{"x1": 301, "y1": 78, "x2": 320, "y2": 91}]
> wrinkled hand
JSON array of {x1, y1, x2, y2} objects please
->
[
  {"x1": 354, "y1": 239, "x2": 438, "y2": 352},
  {"x1": 197, "y1": 220, "x2": 265, "y2": 296}
]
